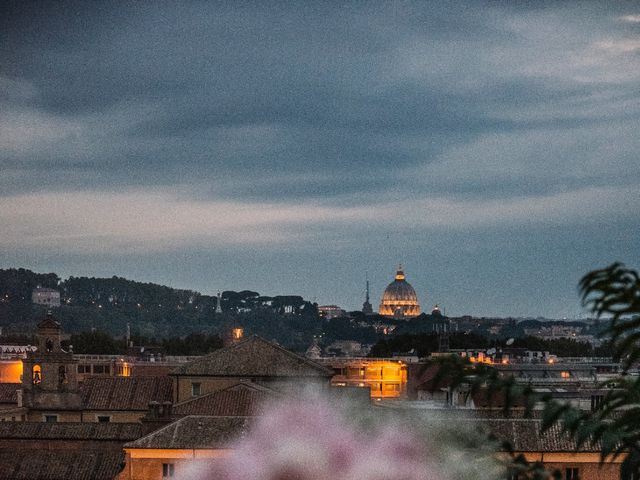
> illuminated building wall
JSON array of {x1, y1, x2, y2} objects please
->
[
  {"x1": 120, "y1": 449, "x2": 231, "y2": 480},
  {"x1": 329, "y1": 360, "x2": 407, "y2": 399},
  {"x1": 0, "y1": 361, "x2": 23, "y2": 383}
]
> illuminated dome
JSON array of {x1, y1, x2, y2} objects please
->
[{"x1": 378, "y1": 266, "x2": 421, "y2": 319}]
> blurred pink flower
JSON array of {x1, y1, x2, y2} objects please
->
[{"x1": 201, "y1": 396, "x2": 447, "y2": 480}]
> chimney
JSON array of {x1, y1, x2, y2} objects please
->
[
  {"x1": 147, "y1": 401, "x2": 160, "y2": 419},
  {"x1": 162, "y1": 401, "x2": 173, "y2": 419}
]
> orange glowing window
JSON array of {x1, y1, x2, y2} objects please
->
[
  {"x1": 32, "y1": 365, "x2": 42, "y2": 385},
  {"x1": 560, "y1": 371, "x2": 570, "y2": 379},
  {"x1": 232, "y1": 328, "x2": 244, "y2": 340}
]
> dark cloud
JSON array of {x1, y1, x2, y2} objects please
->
[{"x1": 1, "y1": 1, "x2": 639, "y2": 315}]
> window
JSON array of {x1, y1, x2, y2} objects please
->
[
  {"x1": 97, "y1": 416, "x2": 111, "y2": 423},
  {"x1": 44, "y1": 415, "x2": 58, "y2": 423},
  {"x1": 77, "y1": 365, "x2": 90, "y2": 374},
  {"x1": 32, "y1": 365, "x2": 42, "y2": 385},
  {"x1": 162, "y1": 463, "x2": 175, "y2": 478},
  {"x1": 93, "y1": 365, "x2": 110, "y2": 374},
  {"x1": 191, "y1": 382, "x2": 201, "y2": 397},
  {"x1": 565, "y1": 467, "x2": 579, "y2": 480},
  {"x1": 591, "y1": 394, "x2": 604, "y2": 411},
  {"x1": 560, "y1": 371, "x2": 571, "y2": 379}
]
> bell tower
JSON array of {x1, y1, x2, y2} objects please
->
[{"x1": 21, "y1": 312, "x2": 81, "y2": 418}]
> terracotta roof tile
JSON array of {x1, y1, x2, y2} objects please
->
[
  {"x1": 0, "y1": 384, "x2": 20, "y2": 404},
  {"x1": 81, "y1": 376, "x2": 173, "y2": 411},
  {"x1": 125, "y1": 415, "x2": 250, "y2": 449},
  {"x1": 172, "y1": 336, "x2": 333, "y2": 377},
  {"x1": 473, "y1": 418, "x2": 600, "y2": 452},
  {"x1": 0, "y1": 450, "x2": 124, "y2": 480},
  {"x1": 173, "y1": 382, "x2": 277, "y2": 416},
  {"x1": 0, "y1": 422, "x2": 142, "y2": 441}
]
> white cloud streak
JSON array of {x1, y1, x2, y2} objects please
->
[{"x1": 0, "y1": 186, "x2": 636, "y2": 254}]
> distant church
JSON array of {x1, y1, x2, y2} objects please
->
[{"x1": 378, "y1": 265, "x2": 421, "y2": 319}]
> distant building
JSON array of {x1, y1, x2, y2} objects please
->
[
  {"x1": 318, "y1": 305, "x2": 346, "y2": 319},
  {"x1": 378, "y1": 265, "x2": 421, "y2": 319},
  {"x1": 325, "y1": 340, "x2": 369, "y2": 357},
  {"x1": 320, "y1": 358, "x2": 408, "y2": 399},
  {"x1": 19, "y1": 313, "x2": 172, "y2": 423},
  {"x1": 121, "y1": 416, "x2": 249, "y2": 480},
  {"x1": 0, "y1": 422, "x2": 141, "y2": 480},
  {"x1": 31, "y1": 287, "x2": 60, "y2": 307},
  {"x1": 170, "y1": 336, "x2": 333, "y2": 402}
]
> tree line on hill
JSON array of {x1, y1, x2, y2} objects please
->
[
  {"x1": 60, "y1": 330, "x2": 224, "y2": 356},
  {"x1": 0, "y1": 268, "x2": 319, "y2": 349}
]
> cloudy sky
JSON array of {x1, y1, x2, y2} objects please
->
[{"x1": 1, "y1": 2, "x2": 639, "y2": 318}]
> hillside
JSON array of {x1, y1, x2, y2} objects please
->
[{"x1": 0, "y1": 268, "x2": 320, "y2": 349}]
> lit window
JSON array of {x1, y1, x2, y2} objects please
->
[
  {"x1": 232, "y1": 327, "x2": 244, "y2": 340},
  {"x1": 191, "y1": 383, "x2": 201, "y2": 397},
  {"x1": 162, "y1": 463, "x2": 175, "y2": 478},
  {"x1": 560, "y1": 371, "x2": 570, "y2": 379},
  {"x1": 32, "y1": 365, "x2": 42, "y2": 385}
]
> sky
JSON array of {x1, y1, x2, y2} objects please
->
[{"x1": 1, "y1": 2, "x2": 639, "y2": 318}]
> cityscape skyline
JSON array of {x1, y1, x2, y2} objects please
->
[{"x1": 1, "y1": 2, "x2": 639, "y2": 318}]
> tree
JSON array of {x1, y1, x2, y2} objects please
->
[
  {"x1": 434, "y1": 263, "x2": 640, "y2": 479},
  {"x1": 550, "y1": 263, "x2": 640, "y2": 479}
]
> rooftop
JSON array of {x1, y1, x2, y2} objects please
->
[
  {"x1": 0, "y1": 421, "x2": 142, "y2": 441},
  {"x1": 173, "y1": 381, "x2": 277, "y2": 417},
  {"x1": 81, "y1": 376, "x2": 173, "y2": 411},
  {"x1": 0, "y1": 384, "x2": 21, "y2": 404},
  {"x1": 477, "y1": 418, "x2": 599, "y2": 452},
  {"x1": 0, "y1": 450, "x2": 125, "y2": 480},
  {"x1": 125, "y1": 415, "x2": 250, "y2": 450},
  {"x1": 172, "y1": 335, "x2": 333, "y2": 377}
]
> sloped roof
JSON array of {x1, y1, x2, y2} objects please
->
[
  {"x1": 474, "y1": 418, "x2": 599, "y2": 452},
  {"x1": 0, "y1": 384, "x2": 20, "y2": 404},
  {"x1": 125, "y1": 415, "x2": 250, "y2": 449},
  {"x1": 172, "y1": 336, "x2": 333, "y2": 377},
  {"x1": 37, "y1": 314, "x2": 61, "y2": 330},
  {"x1": 0, "y1": 422, "x2": 142, "y2": 441},
  {"x1": 81, "y1": 376, "x2": 173, "y2": 411},
  {"x1": 0, "y1": 450, "x2": 124, "y2": 480},
  {"x1": 173, "y1": 381, "x2": 277, "y2": 416}
]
